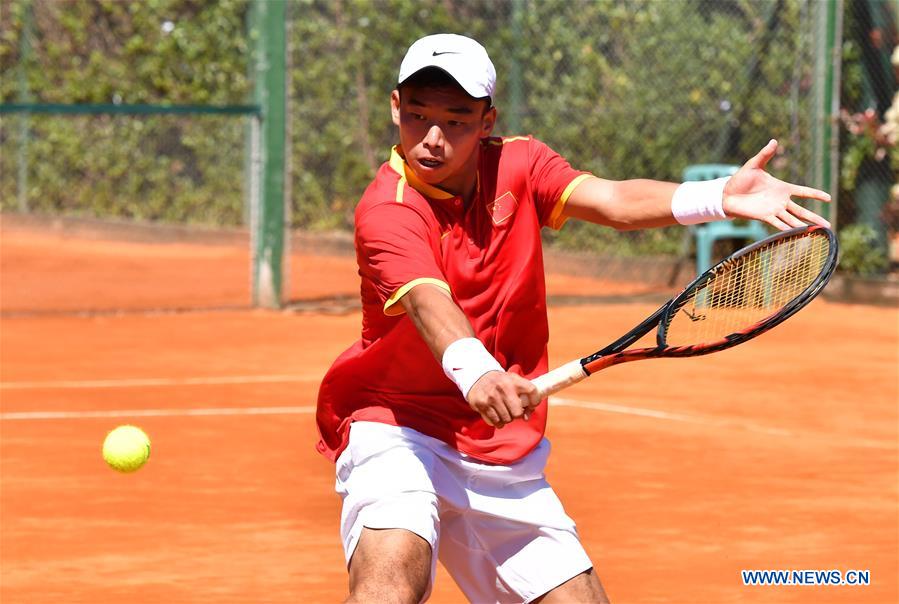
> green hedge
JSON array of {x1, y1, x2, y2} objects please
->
[{"x1": 2, "y1": 0, "x2": 818, "y2": 256}]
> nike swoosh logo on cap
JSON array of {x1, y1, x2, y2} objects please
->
[{"x1": 432, "y1": 51, "x2": 459, "y2": 56}]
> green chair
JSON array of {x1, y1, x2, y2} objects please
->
[{"x1": 682, "y1": 164, "x2": 768, "y2": 275}]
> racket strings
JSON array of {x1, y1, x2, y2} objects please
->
[{"x1": 665, "y1": 232, "x2": 830, "y2": 345}]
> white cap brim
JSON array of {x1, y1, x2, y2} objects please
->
[{"x1": 398, "y1": 33, "x2": 496, "y2": 100}]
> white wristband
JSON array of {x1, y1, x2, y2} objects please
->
[
  {"x1": 442, "y1": 337, "x2": 504, "y2": 400},
  {"x1": 671, "y1": 177, "x2": 731, "y2": 225}
]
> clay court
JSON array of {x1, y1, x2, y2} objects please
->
[{"x1": 1, "y1": 218, "x2": 897, "y2": 603}]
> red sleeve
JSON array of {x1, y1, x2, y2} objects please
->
[
  {"x1": 528, "y1": 138, "x2": 592, "y2": 229},
  {"x1": 355, "y1": 201, "x2": 449, "y2": 315}
]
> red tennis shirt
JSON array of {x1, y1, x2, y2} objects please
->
[{"x1": 316, "y1": 136, "x2": 591, "y2": 464}]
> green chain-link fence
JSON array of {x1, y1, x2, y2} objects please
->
[
  {"x1": 2, "y1": 0, "x2": 896, "y2": 306},
  {"x1": 290, "y1": 0, "x2": 836, "y2": 260},
  {"x1": 838, "y1": 0, "x2": 898, "y2": 276},
  {"x1": 1, "y1": 108, "x2": 256, "y2": 225},
  {"x1": 1, "y1": 0, "x2": 255, "y2": 226}
]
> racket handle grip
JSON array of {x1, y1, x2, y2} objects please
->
[{"x1": 531, "y1": 360, "x2": 588, "y2": 399}]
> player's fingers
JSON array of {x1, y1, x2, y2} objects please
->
[
  {"x1": 789, "y1": 184, "x2": 832, "y2": 203},
  {"x1": 493, "y1": 399, "x2": 513, "y2": 425},
  {"x1": 505, "y1": 373, "x2": 537, "y2": 403},
  {"x1": 499, "y1": 403, "x2": 520, "y2": 426},
  {"x1": 519, "y1": 396, "x2": 536, "y2": 420},
  {"x1": 482, "y1": 408, "x2": 499, "y2": 427},
  {"x1": 518, "y1": 391, "x2": 534, "y2": 420},
  {"x1": 778, "y1": 210, "x2": 806, "y2": 229},
  {"x1": 521, "y1": 381, "x2": 539, "y2": 405},
  {"x1": 786, "y1": 200, "x2": 831, "y2": 228},
  {"x1": 515, "y1": 390, "x2": 535, "y2": 412},
  {"x1": 510, "y1": 378, "x2": 538, "y2": 420},
  {"x1": 522, "y1": 393, "x2": 540, "y2": 414},
  {"x1": 743, "y1": 139, "x2": 777, "y2": 170},
  {"x1": 502, "y1": 387, "x2": 526, "y2": 418},
  {"x1": 766, "y1": 215, "x2": 792, "y2": 231}
]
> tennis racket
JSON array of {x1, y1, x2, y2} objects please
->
[{"x1": 532, "y1": 224, "x2": 838, "y2": 398}]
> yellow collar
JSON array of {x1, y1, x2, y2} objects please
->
[{"x1": 389, "y1": 146, "x2": 456, "y2": 200}]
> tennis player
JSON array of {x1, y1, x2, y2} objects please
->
[{"x1": 316, "y1": 34, "x2": 831, "y2": 603}]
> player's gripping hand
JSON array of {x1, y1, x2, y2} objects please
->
[{"x1": 467, "y1": 371, "x2": 539, "y2": 429}]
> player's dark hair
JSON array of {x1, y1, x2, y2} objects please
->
[{"x1": 398, "y1": 67, "x2": 492, "y2": 110}]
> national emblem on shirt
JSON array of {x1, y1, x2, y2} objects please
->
[{"x1": 488, "y1": 191, "x2": 518, "y2": 226}]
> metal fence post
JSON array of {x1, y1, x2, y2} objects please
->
[
  {"x1": 250, "y1": 0, "x2": 287, "y2": 309},
  {"x1": 16, "y1": 0, "x2": 34, "y2": 213},
  {"x1": 507, "y1": 0, "x2": 525, "y2": 135},
  {"x1": 813, "y1": 0, "x2": 843, "y2": 226}
]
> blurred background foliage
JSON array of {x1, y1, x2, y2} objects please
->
[
  {"x1": 288, "y1": 0, "x2": 821, "y2": 257},
  {"x1": 0, "y1": 0, "x2": 251, "y2": 104},
  {"x1": 0, "y1": 0, "x2": 252, "y2": 224},
  {"x1": 1, "y1": 0, "x2": 896, "y2": 268}
]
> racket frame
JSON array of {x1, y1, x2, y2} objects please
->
[{"x1": 532, "y1": 225, "x2": 838, "y2": 399}]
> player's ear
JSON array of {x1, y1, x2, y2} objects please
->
[
  {"x1": 391, "y1": 90, "x2": 402, "y2": 127},
  {"x1": 481, "y1": 105, "x2": 496, "y2": 137}
]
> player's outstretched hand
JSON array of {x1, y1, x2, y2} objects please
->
[
  {"x1": 467, "y1": 371, "x2": 539, "y2": 429},
  {"x1": 722, "y1": 139, "x2": 832, "y2": 230}
]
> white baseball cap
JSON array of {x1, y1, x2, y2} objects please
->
[{"x1": 398, "y1": 33, "x2": 496, "y2": 100}]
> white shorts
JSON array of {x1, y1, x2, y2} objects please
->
[{"x1": 335, "y1": 421, "x2": 593, "y2": 603}]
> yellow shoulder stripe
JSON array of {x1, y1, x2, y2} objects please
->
[
  {"x1": 486, "y1": 135, "x2": 531, "y2": 146},
  {"x1": 388, "y1": 146, "x2": 453, "y2": 200},
  {"x1": 395, "y1": 177, "x2": 406, "y2": 203},
  {"x1": 547, "y1": 173, "x2": 593, "y2": 230},
  {"x1": 383, "y1": 278, "x2": 452, "y2": 316}
]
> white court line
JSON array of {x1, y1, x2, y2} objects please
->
[
  {"x1": 2, "y1": 400, "x2": 743, "y2": 425},
  {"x1": 551, "y1": 397, "x2": 895, "y2": 450},
  {"x1": 551, "y1": 396, "x2": 794, "y2": 436},
  {"x1": 1, "y1": 397, "x2": 893, "y2": 451},
  {"x1": 0, "y1": 375, "x2": 322, "y2": 390},
  {"x1": 0, "y1": 406, "x2": 316, "y2": 420}
]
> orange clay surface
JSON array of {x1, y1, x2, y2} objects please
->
[
  {"x1": 1, "y1": 223, "x2": 897, "y2": 603},
  {"x1": 0, "y1": 227, "x2": 359, "y2": 312},
  {"x1": 0, "y1": 225, "x2": 661, "y2": 314}
]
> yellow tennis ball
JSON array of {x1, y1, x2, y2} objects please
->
[{"x1": 102, "y1": 425, "x2": 151, "y2": 473}]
